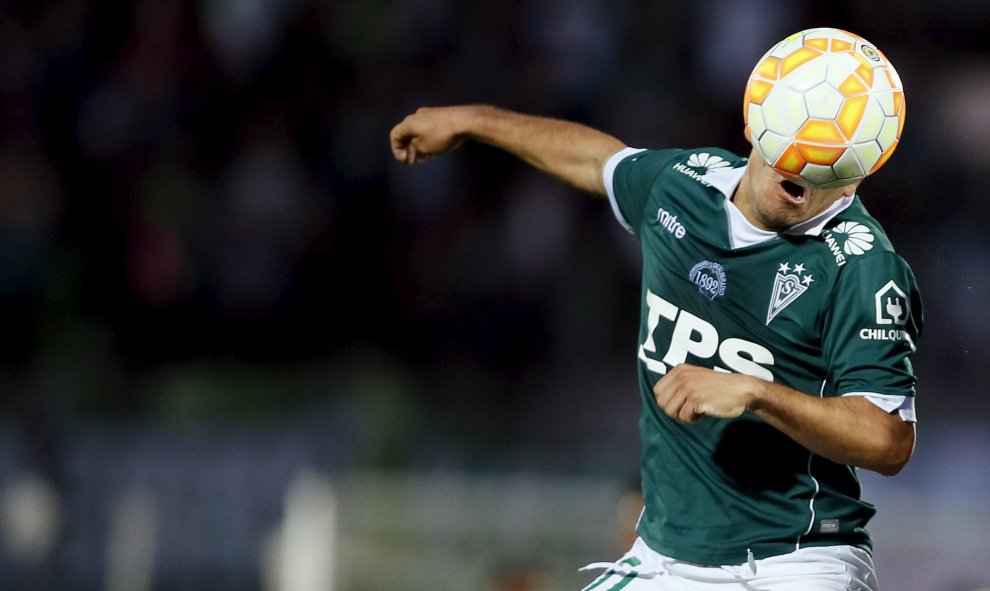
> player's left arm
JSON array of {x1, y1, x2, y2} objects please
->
[{"x1": 653, "y1": 365, "x2": 915, "y2": 476}]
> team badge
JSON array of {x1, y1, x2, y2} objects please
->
[
  {"x1": 766, "y1": 262, "x2": 814, "y2": 325},
  {"x1": 689, "y1": 260, "x2": 727, "y2": 302}
]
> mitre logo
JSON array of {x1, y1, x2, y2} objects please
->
[
  {"x1": 655, "y1": 207, "x2": 687, "y2": 239},
  {"x1": 672, "y1": 153, "x2": 732, "y2": 186}
]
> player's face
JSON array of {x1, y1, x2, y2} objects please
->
[{"x1": 734, "y1": 147, "x2": 857, "y2": 232}]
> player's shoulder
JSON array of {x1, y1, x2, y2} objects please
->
[
  {"x1": 679, "y1": 147, "x2": 748, "y2": 169},
  {"x1": 618, "y1": 147, "x2": 746, "y2": 169},
  {"x1": 819, "y1": 197, "x2": 913, "y2": 272},
  {"x1": 631, "y1": 147, "x2": 747, "y2": 171},
  {"x1": 823, "y1": 197, "x2": 893, "y2": 252}
]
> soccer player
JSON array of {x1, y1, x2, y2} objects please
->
[{"x1": 389, "y1": 38, "x2": 922, "y2": 591}]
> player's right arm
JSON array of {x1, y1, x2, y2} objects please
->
[{"x1": 389, "y1": 105, "x2": 626, "y2": 197}]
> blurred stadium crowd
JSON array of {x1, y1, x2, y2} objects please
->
[{"x1": 0, "y1": 0, "x2": 988, "y2": 590}]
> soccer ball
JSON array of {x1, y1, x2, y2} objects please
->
[{"x1": 743, "y1": 28, "x2": 905, "y2": 189}]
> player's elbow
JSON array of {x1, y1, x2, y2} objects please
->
[
  {"x1": 873, "y1": 453, "x2": 910, "y2": 476},
  {"x1": 871, "y1": 422, "x2": 916, "y2": 476}
]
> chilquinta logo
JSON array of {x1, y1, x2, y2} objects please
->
[{"x1": 861, "y1": 280, "x2": 913, "y2": 345}]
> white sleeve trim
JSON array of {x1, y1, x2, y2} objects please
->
[
  {"x1": 842, "y1": 392, "x2": 916, "y2": 423},
  {"x1": 603, "y1": 147, "x2": 646, "y2": 234}
]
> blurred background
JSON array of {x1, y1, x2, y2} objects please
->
[{"x1": 0, "y1": 0, "x2": 988, "y2": 590}]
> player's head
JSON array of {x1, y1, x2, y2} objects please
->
[
  {"x1": 743, "y1": 28, "x2": 905, "y2": 190},
  {"x1": 737, "y1": 147, "x2": 858, "y2": 232}
]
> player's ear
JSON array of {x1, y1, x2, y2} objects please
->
[{"x1": 744, "y1": 126, "x2": 753, "y2": 145}]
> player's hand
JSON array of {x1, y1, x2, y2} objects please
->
[
  {"x1": 390, "y1": 106, "x2": 466, "y2": 165},
  {"x1": 652, "y1": 364, "x2": 758, "y2": 423}
]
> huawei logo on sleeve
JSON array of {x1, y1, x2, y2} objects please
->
[{"x1": 823, "y1": 222, "x2": 874, "y2": 266}]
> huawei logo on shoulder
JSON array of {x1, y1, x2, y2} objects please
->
[
  {"x1": 686, "y1": 153, "x2": 732, "y2": 171},
  {"x1": 831, "y1": 222, "x2": 875, "y2": 255},
  {"x1": 823, "y1": 222, "x2": 875, "y2": 266},
  {"x1": 672, "y1": 153, "x2": 733, "y2": 186}
]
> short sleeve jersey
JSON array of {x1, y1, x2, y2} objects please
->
[{"x1": 606, "y1": 147, "x2": 923, "y2": 566}]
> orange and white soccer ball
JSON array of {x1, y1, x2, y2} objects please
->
[{"x1": 744, "y1": 28, "x2": 905, "y2": 188}]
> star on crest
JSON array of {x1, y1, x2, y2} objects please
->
[{"x1": 778, "y1": 262, "x2": 791, "y2": 273}]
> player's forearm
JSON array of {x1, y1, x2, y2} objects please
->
[
  {"x1": 747, "y1": 380, "x2": 915, "y2": 475},
  {"x1": 456, "y1": 105, "x2": 626, "y2": 196}
]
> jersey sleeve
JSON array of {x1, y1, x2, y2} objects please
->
[
  {"x1": 822, "y1": 252, "x2": 924, "y2": 400},
  {"x1": 604, "y1": 148, "x2": 683, "y2": 234}
]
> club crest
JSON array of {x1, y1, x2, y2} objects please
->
[
  {"x1": 689, "y1": 260, "x2": 727, "y2": 302},
  {"x1": 767, "y1": 262, "x2": 814, "y2": 325}
]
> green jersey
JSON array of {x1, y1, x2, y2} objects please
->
[{"x1": 605, "y1": 147, "x2": 923, "y2": 566}]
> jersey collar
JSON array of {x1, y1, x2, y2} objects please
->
[{"x1": 702, "y1": 164, "x2": 856, "y2": 248}]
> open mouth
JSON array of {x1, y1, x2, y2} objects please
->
[{"x1": 781, "y1": 180, "x2": 804, "y2": 198}]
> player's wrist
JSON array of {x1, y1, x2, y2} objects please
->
[
  {"x1": 456, "y1": 104, "x2": 504, "y2": 140},
  {"x1": 743, "y1": 376, "x2": 774, "y2": 414}
]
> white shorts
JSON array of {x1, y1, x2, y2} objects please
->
[{"x1": 579, "y1": 537, "x2": 879, "y2": 591}]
